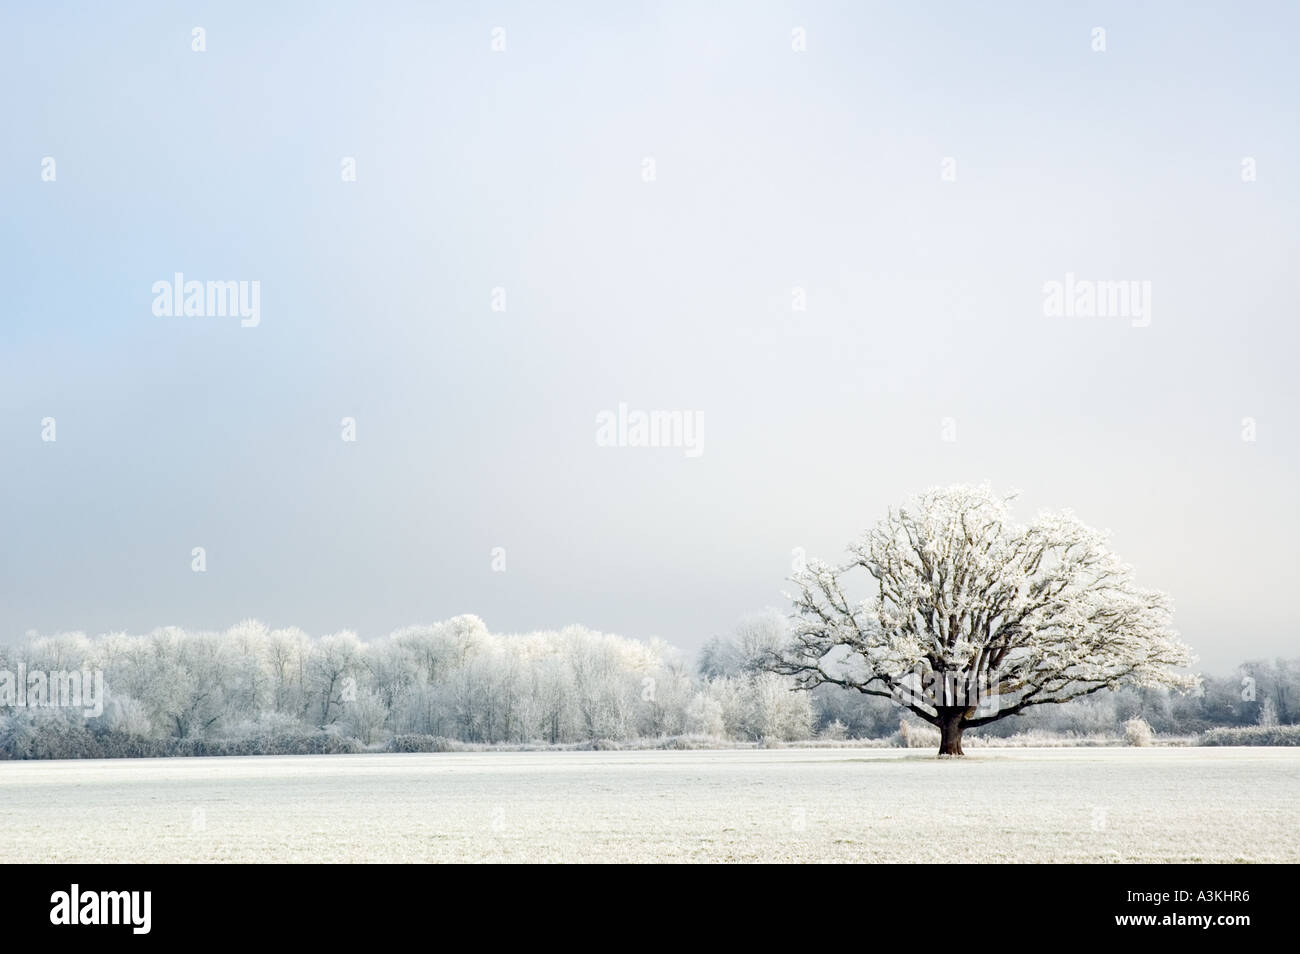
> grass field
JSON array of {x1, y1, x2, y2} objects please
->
[{"x1": 1, "y1": 748, "x2": 1296, "y2": 863}]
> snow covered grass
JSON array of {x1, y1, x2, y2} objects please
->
[{"x1": 0, "y1": 748, "x2": 1295, "y2": 863}]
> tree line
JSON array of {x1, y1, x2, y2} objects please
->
[
  {"x1": 0, "y1": 614, "x2": 811, "y2": 755},
  {"x1": 0, "y1": 609, "x2": 1293, "y2": 759}
]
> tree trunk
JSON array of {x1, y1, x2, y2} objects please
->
[{"x1": 937, "y1": 711, "x2": 965, "y2": 756}]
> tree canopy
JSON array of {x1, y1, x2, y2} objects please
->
[{"x1": 772, "y1": 485, "x2": 1198, "y2": 754}]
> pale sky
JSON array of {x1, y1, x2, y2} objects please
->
[{"x1": 2, "y1": 2, "x2": 1296, "y2": 671}]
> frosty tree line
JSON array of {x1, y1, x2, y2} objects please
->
[
  {"x1": 1, "y1": 486, "x2": 1294, "y2": 758},
  {"x1": 0, "y1": 615, "x2": 811, "y2": 756}
]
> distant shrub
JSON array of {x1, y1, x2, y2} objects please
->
[
  {"x1": 966, "y1": 730, "x2": 1120, "y2": 748},
  {"x1": 769, "y1": 737, "x2": 891, "y2": 749},
  {"x1": 1124, "y1": 717, "x2": 1155, "y2": 747},
  {"x1": 0, "y1": 714, "x2": 364, "y2": 761},
  {"x1": 897, "y1": 719, "x2": 940, "y2": 749},
  {"x1": 1201, "y1": 725, "x2": 1300, "y2": 746},
  {"x1": 0, "y1": 715, "x2": 98, "y2": 760},
  {"x1": 222, "y1": 712, "x2": 309, "y2": 741},
  {"x1": 652, "y1": 734, "x2": 730, "y2": 750},
  {"x1": 386, "y1": 734, "x2": 455, "y2": 753},
  {"x1": 820, "y1": 719, "x2": 848, "y2": 741},
  {"x1": 102, "y1": 695, "x2": 153, "y2": 738}
]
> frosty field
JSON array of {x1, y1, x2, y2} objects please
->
[{"x1": 1, "y1": 748, "x2": 1296, "y2": 863}]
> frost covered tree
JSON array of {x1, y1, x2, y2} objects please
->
[
  {"x1": 307, "y1": 631, "x2": 362, "y2": 726},
  {"x1": 698, "y1": 609, "x2": 788, "y2": 679},
  {"x1": 772, "y1": 485, "x2": 1198, "y2": 755}
]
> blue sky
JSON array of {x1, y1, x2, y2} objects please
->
[{"x1": 2, "y1": 2, "x2": 1297, "y2": 669}]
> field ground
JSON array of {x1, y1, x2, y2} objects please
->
[{"x1": 1, "y1": 748, "x2": 1296, "y2": 863}]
